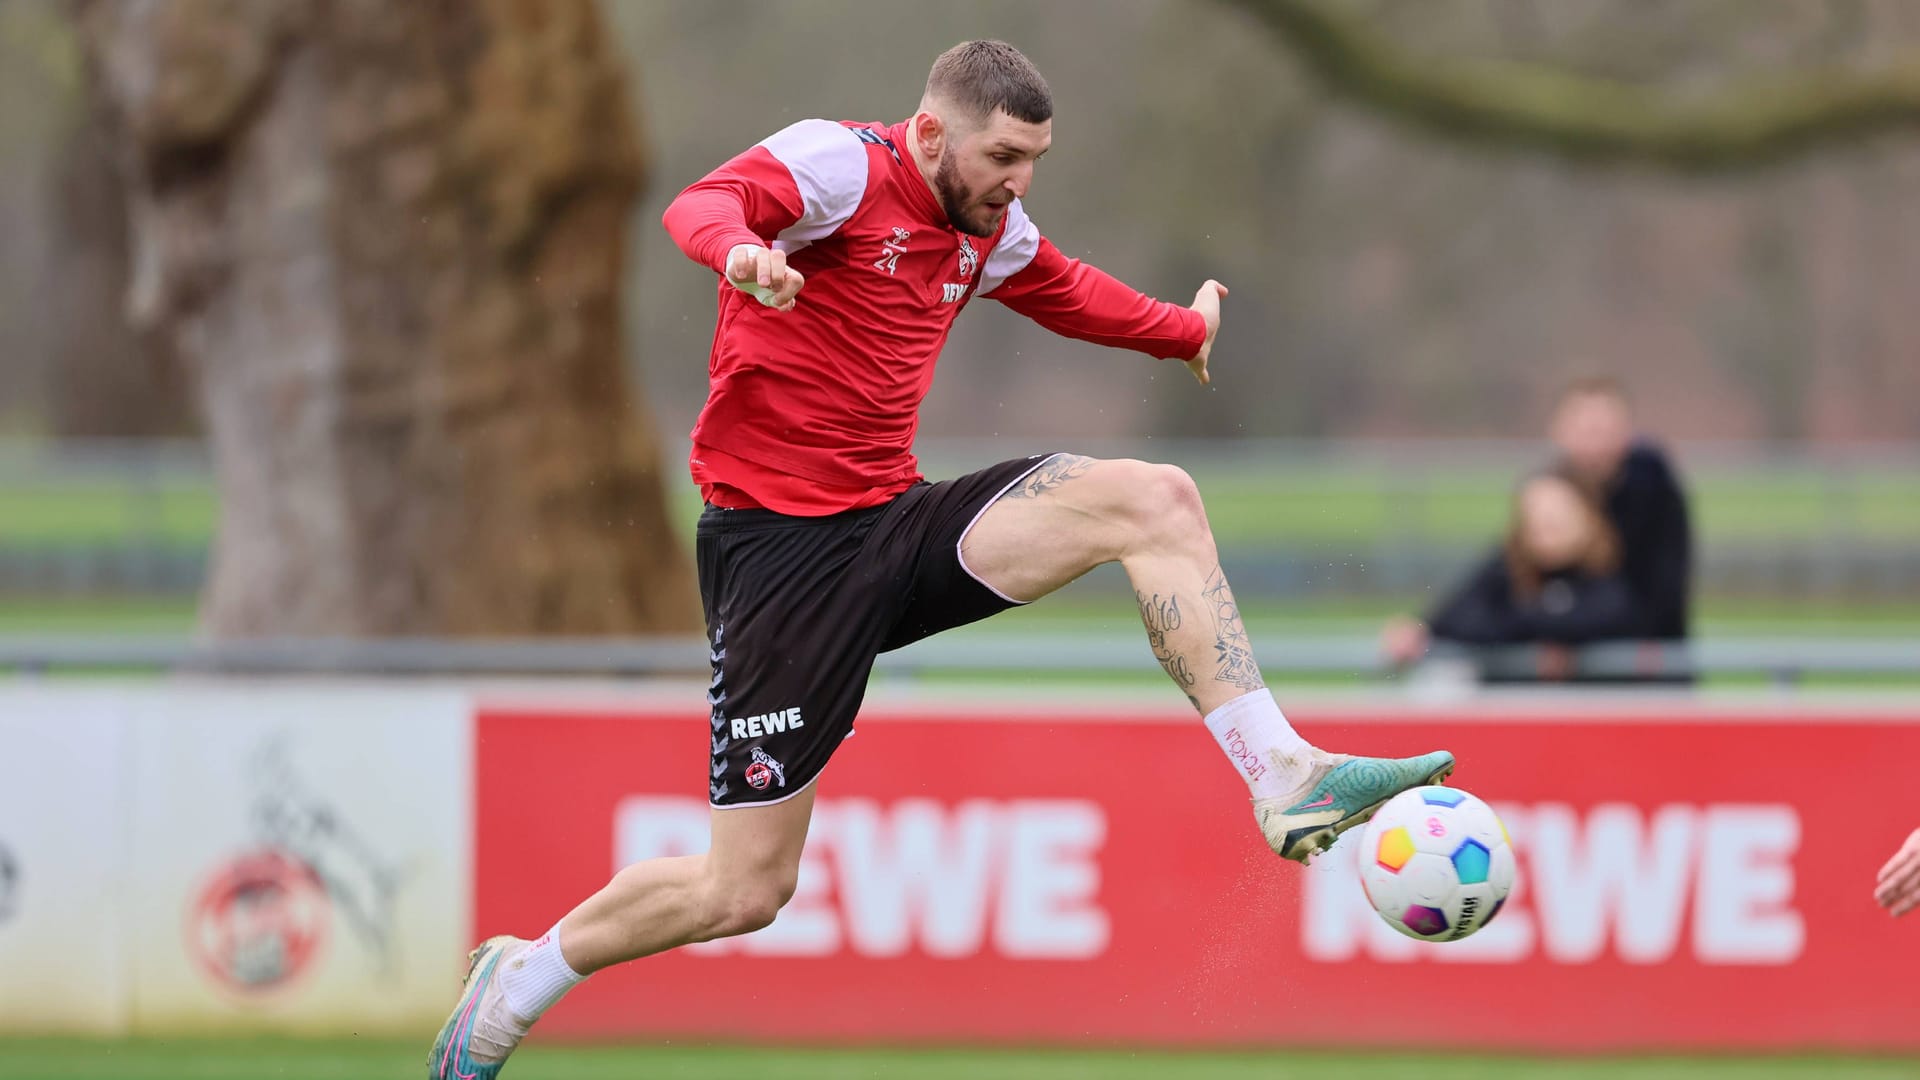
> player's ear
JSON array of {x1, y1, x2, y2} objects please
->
[{"x1": 912, "y1": 108, "x2": 947, "y2": 157}]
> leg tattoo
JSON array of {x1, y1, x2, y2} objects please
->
[
  {"x1": 1003, "y1": 454, "x2": 1095, "y2": 499},
  {"x1": 1202, "y1": 567, "x2": 1264, "y2": 693},
  {"x1": 1137, "y1": 590, "x2": 1201, "y2": 710}
]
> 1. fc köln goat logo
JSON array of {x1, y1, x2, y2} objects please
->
[
  {"x1": 745, "y1": 747, "x2": 787, "y2": 791},
  {"x1": 957, "y1": 236, "x2": 977, "y2": 281}
]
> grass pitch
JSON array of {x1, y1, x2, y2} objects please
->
[{"x1": 0, "y1": 1039, "x2": 1916, "y2": 1080}]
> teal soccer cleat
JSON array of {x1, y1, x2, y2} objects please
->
[
  {"x1": 1255, "y1": 750, "x2": 1457, "y2": 864},
  {"x1": 427, "y1": 935, "x2": 530, "y2": 1080}
]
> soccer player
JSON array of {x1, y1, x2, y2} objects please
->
[{"x1": 430, "y1": 40, "x2": 1454, "y2": 1077}]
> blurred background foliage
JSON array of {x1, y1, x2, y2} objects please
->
[
  {"x1": 5, "y1": 0, "x2": 1920, "y2": 444},
  {"x1": 2, "y1": 0, "x2": 1917, "y2": 639}
]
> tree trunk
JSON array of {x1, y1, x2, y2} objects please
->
[
  {"x1": 46, "y1": 92, "x2": 196, "y2": 439},
  {"x1": 74, "y1": 0, "x2": 698, "y2": 637}
]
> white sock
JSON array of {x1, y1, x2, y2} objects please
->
[
  {"x1": 500, "y1": 922, "x2": 586, "y2": 1023},
  {"x1": 1203, "y1": 688, "x2": 1315, "y2": 799}
]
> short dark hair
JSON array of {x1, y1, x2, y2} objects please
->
[{"x1": 925, "y1": 40, "x2": 1052, "y2": 126}]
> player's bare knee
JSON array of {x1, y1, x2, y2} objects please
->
[
  {"x1": 1122, "y1": 462, "x2": 1211, "y2": 552},
  {"x1": 701, "y1": 866, "x2": 796, "y2": 939},
  {"x1": 722, "y1": 882, "x2": 790, "y2": 937}
]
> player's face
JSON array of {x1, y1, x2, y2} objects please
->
[
  {"x1": 936, "y1": 110, "x2": 1051, "y2": 237},
  {"x1": 1550, "y1": 393, "x2": 1632, "y2": 481}
]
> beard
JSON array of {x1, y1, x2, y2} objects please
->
[{"x1": 934, "y1": 146, "x2": 1000, "y2": 237}]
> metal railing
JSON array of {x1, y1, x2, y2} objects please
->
[{"x1": 0, "y1": 632, "x2": 1913, "y2": 687}]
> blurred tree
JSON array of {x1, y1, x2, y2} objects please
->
[
  {"x1": 1227, "y1": 0, "x2": 1920, "y2": 170},
  {"x1": 73, "y1": 0, "x2": 698, "y2": 638},
  {"x1": 46, "y1": 91, "x2": 196, "y2": 438}
]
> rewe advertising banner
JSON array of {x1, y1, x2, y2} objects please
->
[{"x1": 474, "y1": 701, "x2": 1920, "y2": 1051}]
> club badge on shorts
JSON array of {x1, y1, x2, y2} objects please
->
[{"x1": 745, "y1": 747, "x2": 787, "y2": 791}]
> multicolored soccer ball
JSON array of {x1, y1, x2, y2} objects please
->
[{"x1": 1357, "y1": 785, "x2": 1514, "y2": 941}]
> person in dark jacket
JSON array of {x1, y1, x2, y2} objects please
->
[
  {"x1": 1382, "y1": 465, "x2": 1650, "y2": 664},
  {"x1": 1549, "y1": 377, "x2": 1692, "y2": 640}
]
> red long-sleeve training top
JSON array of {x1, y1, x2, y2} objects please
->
[{"x1": 663, "y1": 118, "x2": 1205, "y2": 514}]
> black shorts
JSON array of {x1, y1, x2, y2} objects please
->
[{"x1": 699, "y1": 453, "x2": 1060, "y2": 807}]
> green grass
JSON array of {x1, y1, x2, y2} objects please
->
[
  {"x1": 0, "y1": 1039, "x2": 1913, "y2": 1080},
  {"x1": 1180, "y1": 464, "x2": 1920, "y2": 545},
  {"x1": 0, "y1": 597, "x2": 200, "y2": 633},
  {"x1": 7, "y1": 464, "x2": 1920, "y2": 548},
  {"x1": 4, "y1": 591, "x2": 1920, "y2": 640},
  {"x1": 3, "y1": 462, "x2": 1918, "y2": 667},
  {"x1": 5, "y1": 593, "x2": 1920, "y2": 640},
  {"x1": 0, "y1": 482, "x2": 216, "y2": 545}
]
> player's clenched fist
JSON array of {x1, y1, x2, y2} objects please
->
[{"x1": 725, "y1": 243, "x2": 805, "y2": 312}]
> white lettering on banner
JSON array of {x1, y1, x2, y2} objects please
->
[
  {"x1": 1693, "y1": 806, "x2": 1803, "y2": 963},
  {"x1": 996, "y1": 801, "x2": 1108, "y2": 957},
  {"x1": 1302, "y1": 802, "x2": 1804, "y2": 966},
  {"x1": 834, "y1": 799, "x2": 998, "y2": 957},
  {"x1": 1531, "y1": 803, "x2": 1696, "y2": 964},
  {"x1": 612, "y1": 796, "x2": 1108, "y2": 960}
]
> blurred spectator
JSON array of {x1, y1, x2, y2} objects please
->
[
  {"x1": 1876, "y1": 827, "x2": 1920, "y2": 917},
  {"x1": 1381, "y1": 466, "x2": 1649, "y2": 665},
  {"x1": 1549, "y1": 377, "x2": 1692, "y2": 640}
]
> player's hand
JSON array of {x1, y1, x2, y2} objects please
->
[
  {"x1": 1380, "y1": 616, "x2": 1430, "y2": 666},
  {"x1": 725, "y1": 243, "x2": 804, "y2": 312},
  {"x1": 1875, "y1": 827, "x2": 1920, "y2": 916},
  {"x1": 1182, "y1": 279, "x2": 1228, "y2": 385},
  {"x1": 1535, "y1": 642, "x2": 1574, "y2": 681}
]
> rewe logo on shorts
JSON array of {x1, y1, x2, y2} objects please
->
[{"x1": 731, "y1": 707, "x2": 804, "y2": 740}]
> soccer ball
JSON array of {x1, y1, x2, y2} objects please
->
[{"x1": 1356, "y1": 785, "x2": 1514, "y2": 942}]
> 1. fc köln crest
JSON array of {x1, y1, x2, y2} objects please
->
[{"x1": 745, "y1": 747, "x2": 787, "y2": 791}]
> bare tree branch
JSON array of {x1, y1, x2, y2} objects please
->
[{"x1": 1223, "y1": 0, "x2": 1920, "y2": 170}]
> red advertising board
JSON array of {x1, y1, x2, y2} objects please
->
[{"x1": 474, "y1": 698, "x2": 1920, "y2": 1051}]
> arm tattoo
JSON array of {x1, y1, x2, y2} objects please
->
[
  {"x1": 1136, "y1": 590, "x2": 1199, "y2": 708},
  {"x1": 1201, "y1": 567, "x2": 1265, "y2": 693},
  {"x1": 1003, "y1": 453, "x2": 1096, "y2": 499}
]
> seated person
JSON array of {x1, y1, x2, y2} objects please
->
[{"x1": 1382, "y1": 466, "x2": 1651, "y2": 665}]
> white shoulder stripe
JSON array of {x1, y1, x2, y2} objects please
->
[
  {"x1": 756, "y1": 119, "x2": 870, "y2": 247},
  {"x1": 978, "y1": 198, "x2": 1040, "y2": 296}
]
